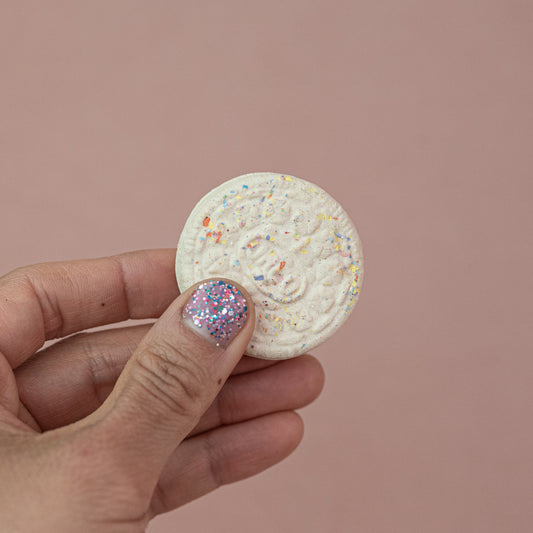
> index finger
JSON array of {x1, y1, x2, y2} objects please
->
[{"x1": 0, "y1": 249, "x2": 178, "y2": 368}]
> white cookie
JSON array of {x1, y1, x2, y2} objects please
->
[{"x1": 176, "y1": 172, "x2": 363, "y2": 359}]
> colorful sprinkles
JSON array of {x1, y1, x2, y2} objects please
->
[{"x1": 177, "y1": 172, "x2": 363, "y2": 359}]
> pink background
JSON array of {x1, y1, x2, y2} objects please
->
[{"x1": 1, "y1": 2, "x2": 532, "y2": 532}]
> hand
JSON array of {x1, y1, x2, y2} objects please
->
[{"x1": 0, "y1": 249, "x2": 324, "y2": 532}]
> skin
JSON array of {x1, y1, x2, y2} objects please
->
[{"x1": 0, "y1": 249, "x2": 325, "y2": 532}]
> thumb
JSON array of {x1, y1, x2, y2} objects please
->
[{"x1": 83, "y1": 278, "x2": 254, "y2": 485}]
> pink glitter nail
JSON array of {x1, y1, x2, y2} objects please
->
[{"x1": 183, "y1": 280, "x2": 248, "y2": 347}]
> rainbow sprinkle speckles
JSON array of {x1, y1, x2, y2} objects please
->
[
  {"x1": 183, "y1": 280, "x2": 248, "y2": 347},
  {"x1": 176, "y1": 172, "x2": 364, "y2": 359}
]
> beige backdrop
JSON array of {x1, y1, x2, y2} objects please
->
[{"x1": 1, "y1": 2, "x2": 532, "y2": 532}]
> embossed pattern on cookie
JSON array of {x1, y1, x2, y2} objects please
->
[{"x1": 176, "y1": 172, "x2": 364, "y2": 359}]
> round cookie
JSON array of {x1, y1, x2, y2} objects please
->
[{"x1": 176, "y1": 172, "x2": 363, "y2": 359}]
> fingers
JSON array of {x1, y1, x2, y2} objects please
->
[
  {"x1": 17, "y1": 325, "x2": 323, "y2": 444},
  {"x1": 17, "y1": 323, "x2": 323, "y2": 441},
  {"x1": 189, "y1": 354, "x2": 324, "y2": 437},
  {"x1": 15, "y1": 324, "x2": 277, "y2": 430},
  {"x1": 15, "y1": 324, "x2": 149, "y2": 430},
  {"x1": 76, "y1": 279, "x2": 256, "y2": 489},
  {"x1": 0, "y1": 353, "x2": 18, "y2": 415},
  {"x1": 0, "y1": 249, "x2": 178, "y2": 368},
  {"x1": 150, "y1": 411, "x2": 304, "y2": 515}
]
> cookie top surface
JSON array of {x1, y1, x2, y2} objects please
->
[{"x1": 176, "y1": 172, "x2": 363, "y2": 359}]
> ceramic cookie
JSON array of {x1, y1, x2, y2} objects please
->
[{"x1": 176, "y1": 172, "x2": 363, "y2": 359}]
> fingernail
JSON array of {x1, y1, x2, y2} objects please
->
[{"x1": 183, "y1": 280, "x2": 249, "y2": 348}]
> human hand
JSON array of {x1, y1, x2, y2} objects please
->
[{"x1": 0, "y1": 249, "x2": 324, "y2": 532}]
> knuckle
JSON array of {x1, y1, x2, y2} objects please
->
[
  {"x1": 6, "y1": 264, "x2": 36, "y2": 280},
  {"x1": 133, "y1": 338, "x2": 210, "y2": 419},
  {"x1": 1, "y1": 264, "x2": 48, "y2": 288},
  {"x1": 217, "y1": 381, "x2": 238, "y2": 425},
  {"x1": 203, "y1": 431, "x2": 224, "y2": 487},
  {"x1": 3, "y1": 264, "x2": 69, "y2": 338}
]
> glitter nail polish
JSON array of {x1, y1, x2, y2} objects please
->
[{"x1": 183, "y1": 280, "x2": 248, "y2": 347}]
